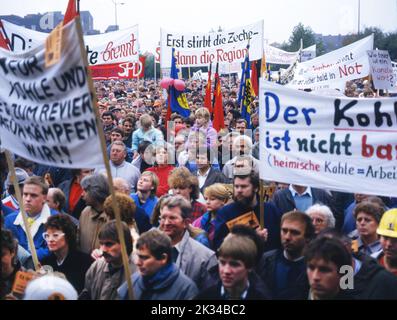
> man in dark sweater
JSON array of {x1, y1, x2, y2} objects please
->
[{"x1": 257, "y1": 211, "x2": 315, "y2": 299}]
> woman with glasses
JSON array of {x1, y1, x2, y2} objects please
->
[
  {"x1": 40, "y1": 214, "x2": 93, "y2": 293},
  {"x1": 306, "y1": 204, "x2": 336, "y2": 235}
]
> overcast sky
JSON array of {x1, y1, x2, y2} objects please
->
[{"x1": 3, "y1": 0, "x2": 397, "y2": 52}]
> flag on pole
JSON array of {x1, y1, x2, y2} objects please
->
[
  {"x1": 238, "y1": 44, "x2": 256, "y2": 127},
  {"x1": 63, "y1": 0, "x2": 78, "y2": 25},
  {"x1": 251, "y1": 61, "x2": 259, "y2": 96},
  {"x1": 204, "y1": 63, "x2": 212, "y2": 113},
  {"x1": 260, "y1": 52, "x2": 267, "y2": 79},
  {"x1": 169, "y1": 48, "x2": 190, "y2": 117},
  {"x1": 212, "y1": 63, "x2": 225, "y2": 132}
]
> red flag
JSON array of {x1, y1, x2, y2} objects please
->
[
  {"x1": 204, "y1": 65, "x2": 212, "y2": 112},
  {"x1": 0, "y1": 20, "x2": 10, "y2": 50},
  {"x1": 63, "y1": 0, "x2": 78, "y2": 25},
  {"x1": 212, "y1": 72, "x2": 225, "y2": 132},
  {"x1": 251, "y1": 61, "x2": 259, "y2": 96}
]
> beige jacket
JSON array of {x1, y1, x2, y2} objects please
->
[{"x1": 78, "y1": 206, "x2": 108, "y2": 254}]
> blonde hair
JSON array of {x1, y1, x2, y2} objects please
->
[
  {"x1": 204, "y1": 183, "x2": 230, "y2": 202},
  {"x1": 195, "y1": 107, "x2": 210, "y2": 121},
  {"x1": 140, "y1": 171, "x2": 159, "y2": 196},
  {"x1": 140, "y1": 114, "x2": 153, "y2": 129}
]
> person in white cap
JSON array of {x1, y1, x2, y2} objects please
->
[
  {"x1": 2, "y1": 168, "x2": 30, "y2": 212},
  {"x1": 24, "y1": 274, "x2": 78, "y2": 300}
]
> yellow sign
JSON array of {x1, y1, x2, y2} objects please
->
[
  {"x1": 226, "y1": 211, "x2": 259, "y2": 231},
  {"x1": 45, "y1": 22, "x2": 63, "y2": 68},
  {"x1": 11, "y1": 271, "x2": 36, "y2": 298}
]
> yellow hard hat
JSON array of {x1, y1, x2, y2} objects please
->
[{"x1": 377, "y1": 208, "x2": 397, "y2": 238}]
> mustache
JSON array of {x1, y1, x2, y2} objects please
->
[{"x1": 102, "y1": 252, "x2": 113, "y2": 259}]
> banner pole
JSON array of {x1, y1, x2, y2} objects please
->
[
  {"x1": 5, "y1": 151, "x2": 40, "y2": 271},
  {"x1": 259, "y1": 179, "x2": 264, "y2": 229},
  {"x1": 74, "y1": 16, "x2": 135, "y2": 300}
]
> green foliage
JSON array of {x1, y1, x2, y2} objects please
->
[{"x1": 343, "y1": 27, "x2": 397, "y2": 60}]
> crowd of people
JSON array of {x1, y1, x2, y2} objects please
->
[{"x1": 1, "y1": 75, "x2": 397, "y2": 301}]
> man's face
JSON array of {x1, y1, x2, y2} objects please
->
[
  {"x1": 137, "y1": 175, "x2": 154, "y2": 193},
  {"x1": 174, "y1": 117, "x2": 183, "y2": 125},
  {"x1": 174, "y1": 136, "x2": 185, "y2": 153},
  {"x1": 252, "y1": 115, "x2": 259, "y2": 126},
  {"x1": 123, "y1": 121, "x2": 133, "y2": 134},
  {"x1": 354, "y1": 193, "x2": 369, "y2": 203},
  {"x1": 219, "y1": 256, "x2": 249, "y2": 290},
  {"x1": 23, "y1": 184, "x2": 46, "y2": 216},
  {"x1": 99, "y1": 239, "x2": 122, "y2": 266},
  {"x1": 196, "y1": 153, "x2": 209, "y2": 170},
  {"x1": 356, "y1": 212, "x2": 378, "y2": 239},
  {"x1": 159, "y1": 205, "x2": 187, "y2": 241},
  {"x1": 307, "y1": 258, "x2": 341, "y2": 300},
  {"x1": 136, "y1": 245, "x2": 166, "y2": 277},
  {"x1": 236, "y1": 122, "x2": 246, "y2": 134},
  {"x1": 233, "y1": 177, "x2": 256, "y2": 204},
  {"x1": 110, "y1": 144, "x2": 126, "y2": 165},
  {"x1": 380, "y1": 236, "x2": 397, "y2": 261},
  {"x1": 161, "y1": 109, "x2": 168, "y2": 119},
  {"x1": 281, "y1": 219, "x2": 307, "y2": 257},
  {"x1": 102, "y1": 115, "x2": 113, "y2": 126},
  {"x1": 111, "y1": 132, "x2": 123, "y2": 143},
  {"x1": 77, "y1": 169, "x2": 94, "y2": 183}
]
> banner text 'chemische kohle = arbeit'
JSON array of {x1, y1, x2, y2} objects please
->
[
  {"x1": 259, "y1": 80, "x2": 397, "y2": 197},
  {"x1": 0, "y1": 20, "x2": 103, "y2": 169}
]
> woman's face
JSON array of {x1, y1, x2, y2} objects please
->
[
  {"x1": 44, "y1": 227, "x2": 68, "y2": 253},
  {"x1": 155, "y1": 148, "x2": 168, "y2": 165},
  {"x1": 195, "y1": 116, "x2": 206, "y2": 128},
  {"x1": 356, "y1": 212, "x2": 378, "y2": 239},
  {"x1": 205, "y1": 196, "x2": 226, "y2": 212},
  {"x1": 310, "y1": 212, "x2": 328, "y2": 234}
]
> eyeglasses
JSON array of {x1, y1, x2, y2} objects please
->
[{"x1": 42, "y1": 232, "x2": 65, "y2": 241}]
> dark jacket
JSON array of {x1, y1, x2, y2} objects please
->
[
  {"x1": 135, "y1": 207, "x2": 152, "y2": 233},
  {"x1": 213, "y1": 199, "x2": 282, "y2": 251},
  {"x1": 58, "y1": 178, "x2": 86, "y2": 220},
  {"x1": 195, "y1": 276, "x2": 272, "y2": 300},
  {"x1": 40, "y1": 249, "x2": 93, "y2": 293},
  {"x1": 272, "y1": 187, "x2": 342, "y2": 228},
  {"x1": 199, "y1": 267, "x2": 273, "y2": 299},
  {"x1": 193, "y1": 167, "x2": 229, "y2": 194},
  {"x1": 352, "y1": 252, "x2": 397, "y2": 299},
  {"x1": 118, "y1": 263, "x2": 198, "y2": 300},
  {"x1": 257, "y1": 249, "x2": 309, "y2": 300}
]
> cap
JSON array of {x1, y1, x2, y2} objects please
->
[
  {"x1": 6, "y1": 168, "x2": 29, "y2": 186},
  {"x1": 24, "y1": 274, "x2": 78, "y2": 300}
]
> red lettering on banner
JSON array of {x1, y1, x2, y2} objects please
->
[
  {"x1": 90, "y1": 56, "x2": 145, "y2": 80},
  {"x1": 101, "y1": 34, "x2": 138, "y2": 62}
]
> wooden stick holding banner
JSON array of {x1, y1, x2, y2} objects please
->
[
  {"x1": 4, "y1": 151, "x2": 40, "y2": 271},
  {"x1": 74, "y1": 16, "x2": 135, "y2": 300},
  {"x1": 259, "y1": 180, "x2": 277, "y2": 229}
]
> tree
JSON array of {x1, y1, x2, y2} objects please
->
[
  {"x1": 343, "y1": 27, "x2": 397, "y2": 61},
  {"x1": 281, "y1": 23, "x2": 325, "y2": 57}
]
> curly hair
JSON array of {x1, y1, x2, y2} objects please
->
[
  {"x1": 167, "y1": 167, "x2": 199, "y2": 200},
  {"x1": 103, "y1": 193, "x2": 137, "y2": 226},
  {"x1": 44, "y1": 214, "x2": 77, "y2": 250}
]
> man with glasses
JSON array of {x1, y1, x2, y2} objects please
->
[{"x1": 5, "y1": 176, "x2": 58, "y2": 261}]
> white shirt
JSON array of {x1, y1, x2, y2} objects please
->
[{"x1": 197, "y1": 167, "x2": 211, "y2": 189}]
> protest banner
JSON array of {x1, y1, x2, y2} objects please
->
[
  {"x1": 285, "y1": 35, "x2": 374, "y2": 91},
  {"x1": 367, "y1": 50, "x2": 395, "y2": 90},
  {"x1": 259, "y1": 79, "x2": 397, "y2": 197},
  {"x1": 0, "y1": 19, "x2": 103, "y2": 169},
  {"x1": 1, "y1": 19, "x2": 139, "y2": 66},
  {"x1": 160, "y1": 21, "x2": 263, "y2": 68},
  {"x1": 90, "y1": 55, "x2": 145, "y2": 80},
  {"x1": 265, "y1": 44, "x2": 316, "y2": 65}
]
